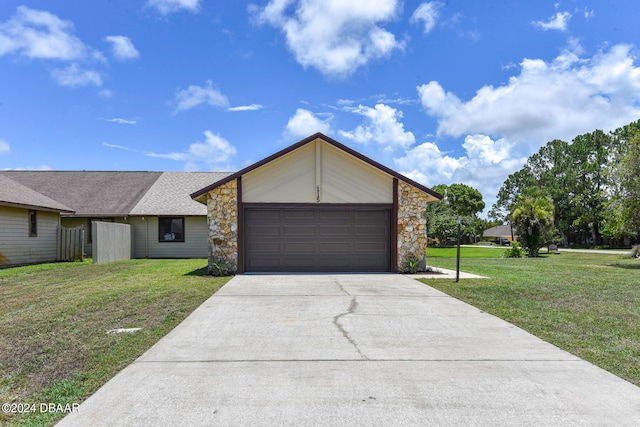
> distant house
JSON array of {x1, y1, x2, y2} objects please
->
[
  {"x1": 483, "y1": 224, "x2": 516, "y2": 243},
  {"x1": 0, "y1": 171, "x2": 231, "y2": 259},
  {"x1": 0, "y1": 174, "x2": 74, "y2": 267}
]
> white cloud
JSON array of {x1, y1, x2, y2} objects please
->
[
  {"x1": 102, "y1": 117, "x2": 137, "y2": 124},
  {"x1": 394, "y1": 135, "x2": 526, "y2": 215},
  {"x1": 146, "y1": 131, "x2": 236, "y2": 171},
  {"x1": 284, "y1": 108, "x2": 332, "y2": 140},
  {"x1": 147, "y1": 0, "x2": 200, "y2": 15},
  {"x1": 0, "y1": 139, "x2": 10, "y2": 154},
  {"x1": 254, "y1": 0, "x2": 404, "y2": 77},
  {"x1": 339, "y1": 104, "x2": 414, "y2": 150},
  {"x1": 103, "y1": 142, "x2": 131, "y2": 150},
  {"x1": 0, "y1": 6, "x2": 88, "y2": 60},
  {"x1": 146, "y1": 151, "x2": 187, "y2": 161},
  {"x1": 51, "y1": 63, "x2": 102, "y2": 87},
  {"x1": 227, "y1": 104, "x2": 263, "y2": 112},
  {"x1": 174, "y1": 80, "x2": 229, "y2": 113},
  {"x1": 411, "y1": 43, "x2": 640, "y2": 214},
  {"x1": 410, "y1": 2, "x2": 443, "y2": 34},
  {"x1": 105, "y1": 35, "x2": 139, "y2": 60},
  {"x1": 417, "y1": 43, "x2": 640, "y2": 149},
  {"x1": 533, "y1": 11, "x2": 572, "y2": 31},
  {"x1": 2, "y1": 165, "x2": 52, "y2": 171}
]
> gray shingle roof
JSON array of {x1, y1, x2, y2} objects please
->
[
  {"x1": 130, "y1": 172, "x2": 232, "y2": 216},
  {"x1": 0, "y1": 174, "x2": 74, "y2": 212},
  {"x1": 0, "y1": 171, "x2": 162, "y2": 217},
  {"x1": 0, "y1": 171, "x2": 233, "y2": 217},
  {"x1": 483, "y1": 225, "x2": 514, "y2": 238}
]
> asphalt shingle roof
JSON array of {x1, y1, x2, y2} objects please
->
[
  {"x1": 483, "y1": 225, "x2": 514, "y2": 237},
  {"x1": 0, "y1": 171, "x2": 233, "y2": 217},
  {"x1": 0, "y1": 171, "x2": 162, "y2": 217},
  {"x1": 0, "y1": 174, "x2": 74, "y2": 212},
  {"x1": 130, "y1": 172, "x2": 232, "y2": 216}
]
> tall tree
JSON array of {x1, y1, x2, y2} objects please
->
[
  {"x1": 427, "y1": 183, "x2": 485, "y2": 244},
  {"x1": 569, "y1": 130, "x2": 612, "y2": 245},
  {"x1": 620, "y1": 132, "x2": 640, "y2": 237}
]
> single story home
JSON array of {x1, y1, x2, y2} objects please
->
[
  {"x1": 0, "y1": 174, "x2": 74, "y2": 267},
  {"x1": 191, "y1": 133, "x2": 442, "y2": 274},
  {"x1": 483, "y1": 224, "x2": 516, "y2": 243},
  {"x1": 0, "y1": 171, "x2": 230, "y2": 259}
]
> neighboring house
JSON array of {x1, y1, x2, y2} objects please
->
[
  {"x1": 483, "y1": 225, "x2": 516, "y2": 243},
  {"x1": 0, "y1": 171, "x2": 230, "y2": 259},
  {"x1": 0, "y1": 174, "x2": 74, "y2": 267},
  {"x1": 191, "y1": 133, "x2": 443, "y2": 274}
]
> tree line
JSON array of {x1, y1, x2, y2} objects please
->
[
  {"x1": 426, "y1": 119, "x2": 640, "y2": 255},
  {"x1": 489, "y1": 119, "x2": 640, "y2": 252}
]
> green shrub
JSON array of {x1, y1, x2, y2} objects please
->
[{"x1": 503, "y1": 241, "x2": 526, "y2": 258}]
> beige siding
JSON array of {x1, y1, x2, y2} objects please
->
[
  {"x1": 129, "y1": 216, "x2": 208, "y2": 258},
  {"x1": 0, "y1": 206, "x2": 60, "y2": 267},
  {"x1": 241, "y1": 138, "x2": 393, "y2": 204},
  {"x1": 242, "y1": 142, "x2": 316, "y2": 203},
  {"x1": 320, "y1": 143, "x2": 392, "y2": 203}
]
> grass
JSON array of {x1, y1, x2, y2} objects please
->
[
  {"x1": 0, "y1": 259, "x2": 229, "y2": 427},
  {"x1": 423, "y1": 247, "x2": 640, "y2": 386}
]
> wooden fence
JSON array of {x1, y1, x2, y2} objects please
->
[{"x1": 57, "y1": 225, "x2": 85, "y2": 262}]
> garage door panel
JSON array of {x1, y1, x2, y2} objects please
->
[
  {"x1": 282, "y1": 257, "x2": 320, "y2": 269},
  {"x1": 246, "y1": 209, "x2": 281, "y2": 220},
  {"x1": 319, "y1": 242, "x2": 351, "y2": 252},
  {"x1": 356, "y1": 210, "x2": 388, "y2": 220},
  {"x1": 319, "y1": 225, "x2": 352, "y2": 236},
  {"x1": 319, "y1": 210, "x2": 351, "y2": 220},
  {"x1": 284, "y1": 210, "x2": 317, "y2": 220},
  {"x1": 355, "y1": 242, "x2": 387, "y2": 252},
  {"x1": 283, "y1": 225, "x2": 316, "y2": 236},
  {"x1": 355, "y1": 225, "x2": 387, "y2": 236},
  {"x1": 247, "y1": 242, "x2": 281, "y2": 252},
  {"x1": 244, "y1": 206, "x2": 390, "y2": 272},
  {"x1": 247, "y1": 225, "x2": 281, "y2": 236},
  {"x1": 283, "y1": 243, "x2": 316, "y2": 252}
]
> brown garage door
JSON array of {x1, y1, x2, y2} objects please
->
[{"x1": 244, "y1": 206, "x2": 391, "y2": 272}]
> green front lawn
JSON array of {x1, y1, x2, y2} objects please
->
[
  {"x1": 0, "y1": 259, "x2": 230, "y2": 427},
  {"x1": 423, "y1": 247, "x2": 640, "y2": 386}
]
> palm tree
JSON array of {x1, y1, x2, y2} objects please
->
[{"x1": 511, "y1": 190, "x2": 555, "y2": 257}]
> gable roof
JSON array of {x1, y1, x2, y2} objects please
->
[
  {"x1": 483, "y1": 225, "x2": 514, "y2": 238},
  {"x1": 130, "y1": 172, "x2": 232, "y2": 216},
  {"x1": 0, "y1": 171, "x2": 232, "y2": 217},
  {"x1": 0, "y1": 171, "x2": 162, "y2": 217},
  {"x1": 191, "y1": 132, "x2": 443, "y2": 202},
  {"x1": 0, "y1": 174, "x2": 74, "y2": 213}
]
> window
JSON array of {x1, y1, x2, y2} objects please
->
[
  {"x1": 29, "y1": 210, "x2": 37, "y2": 237},
  {"x1": 158, "y1": 217, "x2": 185, "y2": 242}
]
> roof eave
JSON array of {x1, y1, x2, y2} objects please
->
[{"x1": 1, "y1": 201, "x2": 75, "y2": 213}]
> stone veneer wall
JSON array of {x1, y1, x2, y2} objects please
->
[
  {"x1": 397, "y1": 181, "x2": 429, "y2": 272},
  {"x1": 206, "y1": 179, "x2": 238, "y2": 274}
]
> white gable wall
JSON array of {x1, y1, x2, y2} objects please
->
[{"x1": 242, "y1": 138, "x2": 393, "y2": 204}]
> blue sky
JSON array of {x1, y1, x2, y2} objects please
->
[{"x1": 1, "y1": 1, "x2": 640, "y2": 212}]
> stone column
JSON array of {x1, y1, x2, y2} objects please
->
[
  {"x1": 206, "y1": 179, "x2": 238, "y2": 274},
  {"x1": 397, "y1": 181, "x2": 428, "y2": 272}
]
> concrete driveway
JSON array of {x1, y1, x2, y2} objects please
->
[{"x1": 58, "y1": 274, "x2": 640, "y2": 426}]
